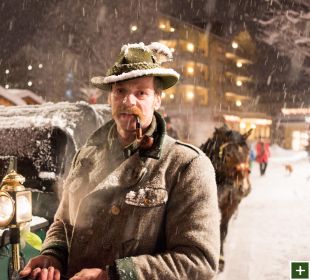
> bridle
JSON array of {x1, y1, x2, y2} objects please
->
[{"x1": 218, "y1": 141, "x2": 250, "y2": 178}]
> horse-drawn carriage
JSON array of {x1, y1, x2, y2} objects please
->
[{"x1": 0, "y1": 102, "x2": 111, "y2": 280}]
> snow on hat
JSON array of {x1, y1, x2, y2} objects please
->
[{"x1": 91, "y1": 42, "x2": 180, "y2": 91}]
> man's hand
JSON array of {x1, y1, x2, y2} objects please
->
[
  {"x1": 69, "y1": 268, "x2": 108, "y2": 280},
  {"x1": 19, "y1": 255, "x2": 62, "y2": 280}
]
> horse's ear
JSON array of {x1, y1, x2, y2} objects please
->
[{"x1": 242, "y1": 129, "x2": 253, "y2": 140}]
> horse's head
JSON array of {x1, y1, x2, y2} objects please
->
[
  {"x1": 219, "y1": 127, "x2": 251, "y2": 171},
  {"x1": 201, "y1": 125, "x2": 252, "y2": 193}
]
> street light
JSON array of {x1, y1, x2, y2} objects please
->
[{"x1": 0, "y1": 170, "x2": 32, "y2": 273}]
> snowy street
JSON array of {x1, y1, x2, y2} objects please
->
[{"x1": 217, "y1": 147, "x2": 310, "y2": 280}]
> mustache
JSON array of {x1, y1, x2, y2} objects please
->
[{"x1": 114, "y1": 106, "x2": 144, "y2": 120}]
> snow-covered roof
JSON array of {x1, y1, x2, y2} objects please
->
[{"x1": 0, "y1": 86, "x2": 45, "y2": 105}]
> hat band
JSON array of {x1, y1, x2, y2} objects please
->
[{"x1": 109, "y1": 62, "x2": 160, "y2": 76}]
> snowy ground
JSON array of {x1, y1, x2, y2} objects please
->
[{"x1": 217, "y1": 146, "x2": 310, "y2": 280}]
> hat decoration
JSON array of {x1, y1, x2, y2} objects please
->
[
  {"x1": 147, "y1": 42, "x2": 173, "y2": 63},
  {"x1": 91, "y1": 42, "x2": 180, "y2": 91}
]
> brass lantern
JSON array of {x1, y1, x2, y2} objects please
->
[{"x1": 0, "y1": 170, "x2": 32, "y2": 272}]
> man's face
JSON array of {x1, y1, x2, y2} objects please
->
[{"x1": 109, "y1": 76, "x2": 161, "y2": 134}]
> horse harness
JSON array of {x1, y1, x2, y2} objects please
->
[{"x1": 218, "y1": 141, "x2": 250, "y2": 193}]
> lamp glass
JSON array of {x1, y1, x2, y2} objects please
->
[
  {"x1": 16, "y1": 191, "x2": 32, "y2": 224},
  {"x1": 0, "y1": 192, "x2": 14, "y2": 227}
]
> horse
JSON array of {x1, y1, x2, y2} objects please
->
[{"x1": 200, "y1": 125, "x2": 252, "y2": 272}]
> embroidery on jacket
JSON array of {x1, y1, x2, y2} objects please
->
[{"x1": 125, "y1": 187, "x2": 168, "y2": 207}]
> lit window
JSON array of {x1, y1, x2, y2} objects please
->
[
  {"x1": 187, "y1": 43, "x2": 194, "y2": 52},
  {"x1": 186, "y1": 91, "x2": 194, "y2": 100},
  {"x1": 130, "y1": 25, "x2": 138, "y2": 32},
  {"x1": 240, "y1": 122, "x2": 246, "y2": 129},
  {"x1": 232, "y1": 42, "x2": 238, "y2": 49},
  {"x1": 236, "y1": 100, "x2": 242, "y2": 107},
  {"x1": 236, "y1": 80, "x2": 243, "y2": 86},
  {"x1": 187, "y1": 67, "x2": 194, "y2": 74}
]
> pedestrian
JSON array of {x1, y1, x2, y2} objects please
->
[
  {"x1": 249, "y1": 145, "x2": 256, "y2": 171},
  {"x1": 255, "y1": 136, "x2": 270, "y2": 176},
  {"x1": 164, "y1": 116, "x2": 179, "y2": 139},
  {"x1": 20, "y1": 42, "x2": 220, "y2": 280}
]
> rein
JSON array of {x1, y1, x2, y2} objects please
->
[{"x1": 217, "y1": 141, "x2": 250, "y2": 189}]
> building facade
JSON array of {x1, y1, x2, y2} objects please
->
[{"x1": 156, "y1": 15, "x2": 272, "y2": 145}]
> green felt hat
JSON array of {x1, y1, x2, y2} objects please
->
[{"x1": 91, "y1": 42, "x2": 180, "y2": 91}]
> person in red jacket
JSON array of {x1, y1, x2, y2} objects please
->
[{"x1": 255, "y1": 136, "x2": 270, "y2": 176}]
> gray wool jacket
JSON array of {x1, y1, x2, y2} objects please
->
[{"x1": 41, "y1": 112, "x2": 220, "y2": 280}]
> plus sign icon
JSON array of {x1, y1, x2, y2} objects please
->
[{"x1": 291, "y1": 262, "x2": 309, "y2": 279}]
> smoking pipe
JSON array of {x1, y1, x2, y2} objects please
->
[{"x1": 135, "y1": 116, "x2": 154, "y2": 150}]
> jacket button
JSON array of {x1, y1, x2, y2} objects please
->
[{"x1": 111, "y1": 205, "x2": 120, "y2": 215}]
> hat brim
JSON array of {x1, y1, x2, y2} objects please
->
[{"x1": 91, "y1": 68, "x2": 180, "y2": 91}]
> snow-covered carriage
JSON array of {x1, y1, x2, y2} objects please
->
[{"x1": 0, "y1": 102, "x2": 111, "y2": 221}]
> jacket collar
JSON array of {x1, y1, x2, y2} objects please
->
[{"x1": 85, "y1": 111, "x2": 166, "y2": 160}]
